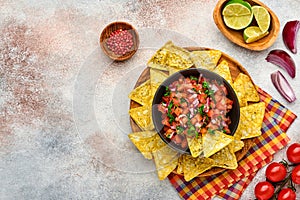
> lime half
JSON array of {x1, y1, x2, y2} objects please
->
[
  {"x1": 222, "y1": 2, "x2": 253, "y2": 30},
  {"x1": 243, "y1": 26, "x2": 269, "y2": 43},
  {"x1": 252, "y1": 5, "x2": 270, "y2": 33},
  {"x1": 224, "y1": 0, "x2": 252, "y2": 13}
]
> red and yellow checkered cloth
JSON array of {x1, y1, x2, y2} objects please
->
[{"x1": 168, "y1": 88, "x2": 297, "y2": 200}]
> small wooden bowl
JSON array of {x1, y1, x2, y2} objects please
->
[
  {"x1": 100, "y1": 21, "x2": 139, "y2": 61},
  {"x1": 213, "y1": 0, "x2": 280, "y2": 51}
]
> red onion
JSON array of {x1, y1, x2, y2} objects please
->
[
  {"x1": 271, "y1": 70, "x2": 296, "y2": 103},
  {"x1": 266, "y1": 49, "x2": 296, "y2": 78},
  {"x1": 283, "y1": 20, "x2": 300, "y2": 54}
]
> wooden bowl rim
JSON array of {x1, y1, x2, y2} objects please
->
[
  {"x1": 100, "y1": 21, "x2": 140, "y2": 61},
  {"x1": 213, "y1": 0, "x2": 280, "y2": 51}
]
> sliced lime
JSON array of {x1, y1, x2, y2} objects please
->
[
  {"x1": 222, "y1": 1, "x2": 253, "y2": 30},
  {"x1": 224, "y1": 0, "x2": 252, "y2": 13},
  {"x1": 252, "y1": 5, "x2": 271, "y2": 33},
  {"x1": 243, "y1": 26, "x2": 269, "y2": 43}
]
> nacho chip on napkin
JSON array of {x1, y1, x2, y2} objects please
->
[
  {"x1": 211, "y1": 143, "x2": 238, "y2": 169},
  {"x1": 202, "y1": 130, "x2": 234, "y2": 158},
  {"x1": 182, "y1": 155, "x2": 215, "y2": 182},
  {"x1": 233, "y1": 73, "x2": 260, "y2": 107},
  {"x1": 235, "y1": 102, "x2": 265, "y2": 139}
]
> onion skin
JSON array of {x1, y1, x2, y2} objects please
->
[
  {"x1": 266, "y1": 49, "x2": 296, "y2": 78},
  {"x1": 283, "y1": 20, "x2": 300, "y2": 54},
  {"x1": 271, "y1": 70, "x2": 296, "y2": 103}
]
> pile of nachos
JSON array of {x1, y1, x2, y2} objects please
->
[{"x1": 128, "y1": 41, "x2": 265, "y2": 181}]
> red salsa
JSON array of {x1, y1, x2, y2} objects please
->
[{"x1": 157, "y1": 75, "x2": 233, "y2": 149}]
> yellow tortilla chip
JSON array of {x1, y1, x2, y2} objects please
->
[
  {"x1": 128, "y1": 80, "x2": 152, "y2": 106},
  {"x1": 237, "y1": 73, "x2": 260, "y2": 102},
  {"x1": 202, "y1": 130, "x2": 234, "y2": 158},
  {"x1": 213, "y1": 60, "x2": 233, "y2": 85},
  {"x1": 187, "y1": 135, "x2": 203, "y2": 158},
  {"x1": 176, "y1": 155, "x2": 184, "y2": 174},
  {"x1": 152, "y1": 145, "x2": 179, "y2": 180},
  {"x1": 182, "y1": 155, "x2": 215, "y2": 181},
  {"x1": 150, "y1": 68, "x2": 168, "y2": 96},
  {"x1": 211, "y1": 143, "x2": 238, "y2": 169},
  {"x1": 190, "y1": 50, "x2": 222, "y2": 71},
  {"x1": 147, "y1": 48, "x2": 169, "y2": 71},
  {"x1": 167, "y1": 66, "x2": 181, "y2": 75},
  {"x1": 233, "y1": 73, "x2": 260, "y2": 107},
  {"x1": 232, "y1": 139, "x2": 244, "y2": 152},
  {"x1": 129, "y1": 105, "x2": 154, "y2": 131},
  {"x1": 235, "y1": 102, "x2": 265, "y2": 139},
  {"x1": 233, "y1": 75, "x2": 247, "y2": 107},
  {"x1": 128, "y1": 131, "x2": 165, "y2": 159},
  {"x1": 147, "y1": 41, "x2": 193, "y2": 71}
]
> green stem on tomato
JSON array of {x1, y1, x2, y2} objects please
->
[{"x1": 271, "y1": 173, "x2": 292, "y2": 200}]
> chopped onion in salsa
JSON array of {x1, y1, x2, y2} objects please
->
[{"x1": 157, "y1": 75, "x2": 233, "y2": 149}]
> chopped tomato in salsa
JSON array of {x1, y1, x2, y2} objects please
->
[{"x1": 158, "y1": 75, "x2": 233, "y2": 149}]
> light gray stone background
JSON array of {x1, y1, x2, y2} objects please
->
[{"x1": 1, "y1": 0, "x2": 299, "y2": 199}]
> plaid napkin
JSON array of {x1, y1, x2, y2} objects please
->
[{"x1": 168, "y1": 88, "x2": 297, "y2": 200}]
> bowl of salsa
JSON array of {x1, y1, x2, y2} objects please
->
[{"x1": 152, "y1": 68, "x2": 240, "y2": 154}]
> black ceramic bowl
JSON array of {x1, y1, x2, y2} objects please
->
[{"x1": 152, "y1": 68, "x2": 240, "y2": 154}]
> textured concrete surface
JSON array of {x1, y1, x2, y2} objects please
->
[{"x1": 0, "y1": 0, "x2": 300, "y2": 199}]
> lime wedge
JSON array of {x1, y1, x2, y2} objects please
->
[
  {"x1": 252, "y1": 5, "x2": 270, "y2": 33},
  {"x1": 243, "y1": 26, "x2": 269, "y2": 43},
  {"x1": 222, "y1": 2, "x2": 253, "y2": 30}
]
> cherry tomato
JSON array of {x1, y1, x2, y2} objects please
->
[
  {"x1": 278, "y1": 188, "x2": 296, "y2": 200},
  {"x1": 291, "y1": 165, "x2": 300, "y2": 184},
  {"x1": 254, "y1": 181, "x2": 274, "y2": 200},
  {"x1": 265, "y1": 162, "x2": 287, "y2": 182},
  {"x1": 287, "y1": 143, "x2": 300, "y2": 164}
]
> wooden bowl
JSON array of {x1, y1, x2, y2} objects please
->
[
  {"x1": 100, "y1": 21, "x2": 139, "y2": 61},
  {"x1": 213, "y1": 0, "x2": 280, "y2": 51},
  {"x1": 130, "y1": 47, "x2": 256, "y2": 177}
]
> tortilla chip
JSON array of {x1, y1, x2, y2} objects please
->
[
  {"x1": 213, "y1": 60, "x2": 233, "y2": 85},
  {"x1": 128, "y1": 131, "x2": 165, "y2": 159},
  {"x1": 176, "y1": 155, "x2": 184, "y2": 174},
  {"x1": 190, "y1": 50, "x2": 222, "y2": 71},
  {"x1": 182, "y1": 155, "x2": 215, "y2": 181},
  {"x1": 232, "y1": 139, "x2": 244, "y2": 152},
  {"x1": 150, "y1": 68, "x2": 168, "y2": 96},
  {"x1": 129, "y1": 105, "x2": 154, "y2": 131},
  {"x1": 235, "y1": 102, "x2": 265, "y2": 139},
  {"x1": 237, "y1": 73, "x2": 260, "y2": 102},
  {"x1": 187, "y1": 135, "x2": 203, "y2": 157},
  {"x1": 128, "y1": 80, "x2": 153, "y2": 106},
  {"x1": 202, "y1": 130, "x2": 234, "y2": 158},
  {"x1": 147, "y1": 48, "x2": 169, "y2": 71},
  {"x1": 233, "y1": 73, "x2": 260, "y2": 107},
  {"x1": 233, "y1": 75, "x2": 248, "y2": 107},
  {"x1": 211, "y1": 143, "x2": 238, "y2": 169},
  {"x1": 164, "y1": 43, "x2": 193, "y2": 70},
  {"x1": 167, "y1": 66, "x2": 181, "y2": 75},
  {"x1": 147, "y1": 41, "x2": 193, "y2": 71},
  {"x1": 152, "y1": 145, "x2": 179, "y2": 180}
]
